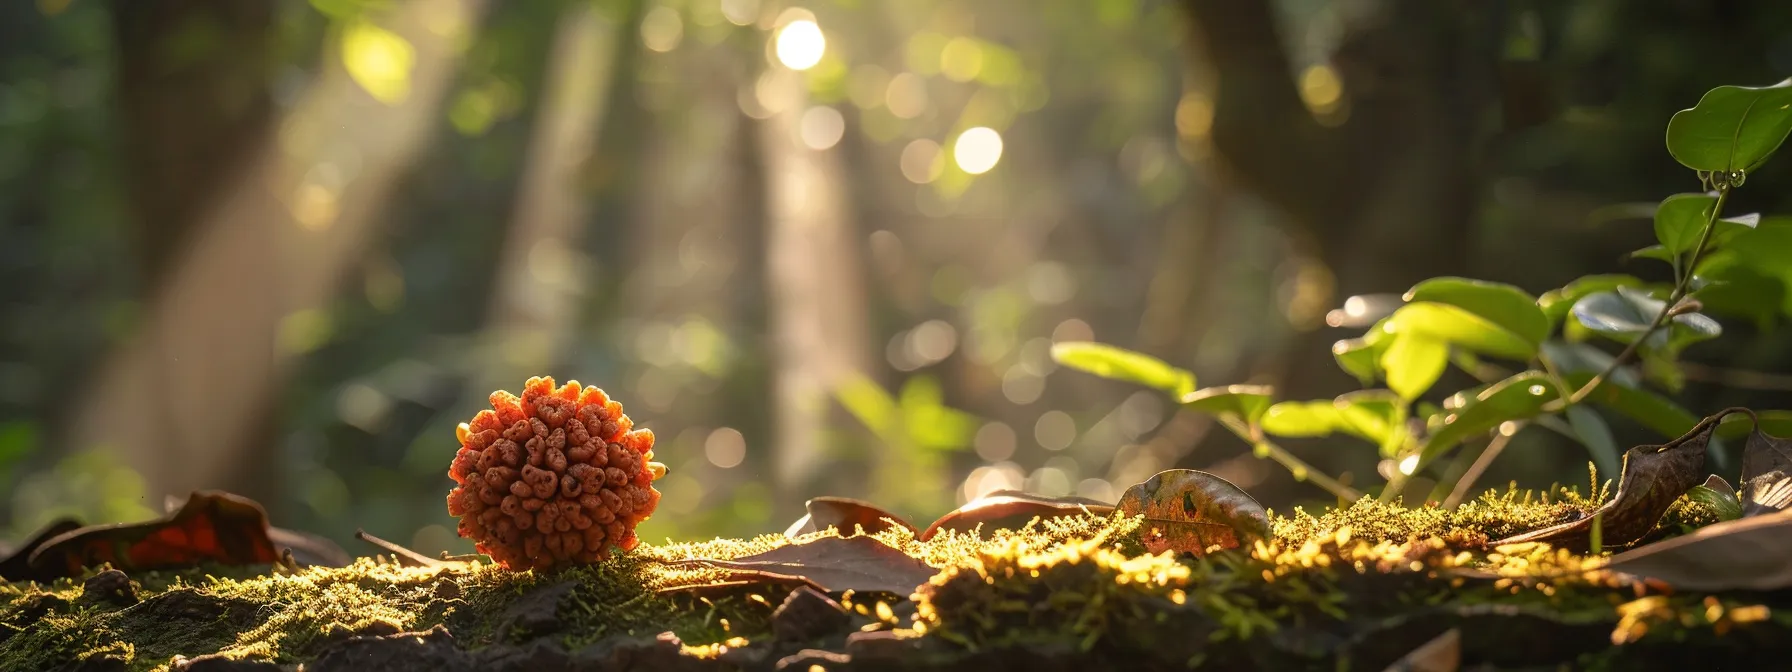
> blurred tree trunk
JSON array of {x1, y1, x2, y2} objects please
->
[
  {"x1": 759, "y1": 73, "x2": 873, "y2": 512},
  {"x1": 475, "y1": 1, "x2": 626, "y2": 389},
  {"x1": 1178, "y1": 0, "x2": 1500, "y2": 401},
  {"x1": 112, "y1": 0, "x2": 276, "y2": 290},
  {"x1": 108, "y1": 0, "x2": 278, "y2": 497},
  {"x1": 77, "y1": 1, "x2": 482, "y2": 503}
]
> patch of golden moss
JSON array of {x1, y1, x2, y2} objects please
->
[
  {"x1": 0, "y1": 498, "x2": 1772, "y2": 671},
  {"x1": 912, "y1": 531, "x2": 1191, "y2": 653}
]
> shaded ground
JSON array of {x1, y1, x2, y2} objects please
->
[{"x1": 3, "y1": 493, "x2": 1789, "y2": 671}]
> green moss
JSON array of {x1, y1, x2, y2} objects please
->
[{"x1": 0, "y1": 498, "x2": 1778, "y2": 670}]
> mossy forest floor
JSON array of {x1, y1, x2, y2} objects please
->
[{"x1": 4, "y1": 490, "x2": 1788, "y2": 672}]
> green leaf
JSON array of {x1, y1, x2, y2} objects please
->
[
  {"x1": 1259, "y1": 401, "x2": 1340, "y2": 438},
  {"x1": 899, "y1": 376, "x2": 979, "y2": 450},
  {"x1": 1334, "y1": 390, "x2": 1410, "y2": 458},
  {"x1": 1665, "y1": 79, "x2": 1792, "y2": 174},
  {"x1": 1565, "y1": 405, "x2": 1621, "y2": 480},
  {"x1": 1380, "y1": 332, "x2": 1448, "y2": 401},
  {"x1": 1730, "y1": 224, "x2": 1792, "y2": 315},
  {"x1": 1627, "y1": 246, "x2": 1677, "y2": 264},
  {"x1": 836, "y1": 373, "x2": 899, "y2": 438},
  {"x1": 1387, "y1": 302, "x2": 1537, "y2": 360},
  {"x1": 1652, "y1": 193, "x2": 1720, "y2": 255},
  {"x1": 1539, "y1": 275, "x2": 1644, "y2": 327},
  {"x1": 1540, "y1": 340, "x2": 1641, "y2": 387},
  {"x1": 1420, "y1": 371, "x2": 1558, "y2": 465},
  {"x1": 1570, "y1": 288, "x2": 1722, "y2": 350},
  {"x1": 1565, "y1": 372, "x2": 1699, "y2": 439},
  {"x1": 1686, "y1": 484, "x2": 1743, "y2": 522},
  {"x1": 1404, "y1": 277, "x2": 1549, "y2": 348},
  {"x1": 1332, "y1": 337, "x2": 1383, "y2": 386},
  {"x1": 1180, "y1": 385, "x2": 1275, "y2": 426},
  {"x1": 1051, "y1": 341, "x2": 1195, "y2": 397}
]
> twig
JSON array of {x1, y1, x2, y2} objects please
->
[
  {"x1": 1443, "y1": 425, "x2": 1521, "y2": 508},
  {"x1": 1217, "y1": 418, "x2": 1361, "y2": 501},
  {"x1": 355, "y1": 529, "x2": 454, "y2": 569},
  {"x1": 1552, "y1": 187, "x2": 1731, "y2": 411}
]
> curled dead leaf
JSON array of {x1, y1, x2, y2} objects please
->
[
  {"x1": 1115, "y1": 469, "x2": 1270, "y2": 556},
  {"x1": 918, "y1": 491, "x2": 1113, "y2": 541},
  {"x1": 27, "y1": 491, "x2": 282, "y2": 579},
  {"x1": 1494, "y1": 409, "x2": 1734, "y2": 549},
  {"x1": 667, "y1": 535, "x2": 936, "y2": 596},
  {"x1": 1739, "y1": 421, "x2": 1792, "y2": 517},
  {"x1": 784, "y1": 497, "x2": 917, "y2": 539}
]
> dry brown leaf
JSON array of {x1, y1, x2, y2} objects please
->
[
  {"x1": 669, "y1": 536, "x2": 936, "y2": 596},
  {"x1": 784, "y1": 497, "x2": 917, "y2": 539},
  {"x1": 1494, "y1": 410, "x2": 1731, "y2": 548},
  {"x1": 1601, "y1": 507, "x2": 1792, "y2": 591},
  {"x1": 1114, "y1": 469, "x2": 1270, "y2": 556},
  {"x1": 918, "y1": 491, "x2": 1113, "y2": 541}
]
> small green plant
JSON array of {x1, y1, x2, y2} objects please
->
[{"x1": 1055, "y1": 79, "x2": 1792, "y2": 504}]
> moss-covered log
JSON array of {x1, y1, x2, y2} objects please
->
[{"x1": 4, "y1": 494, "x2": 1786, "y2": 671}]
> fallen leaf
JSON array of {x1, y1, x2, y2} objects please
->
[
  {"x1": 1493, "y1": 410, "x2": 1733, "y2": 548},
  {"x1": 918, "y1": 491, "x2": 1113, "y2": 541},
  {"x1": 1739, "y1": 421, "x2": 1792, "y2": 516},
  {"x1": 1601, "y1": 507, "x2": 1792, "y2": 591},
  {"x1": 0, "y1": 518, "x2": 83, "y2": 582},
  {"x1": 1380, "y1": 628, "x2": 1460, "y2": 672},
  {"x1": 784, "y1": 497, "x2": 917, "y2": 539},
  {"x1": 28, "y1": 491, "x2": 281, "y2": 578},
  {"x1": 669, "y1": 535, "x2": 936, "y2": 596},
  {"x1": 1114, "y1": 469, "x2": 1271, "y2": 556},
  {"x1": 1741, "y1": 472, "x2": 1792, "y2": 518}
]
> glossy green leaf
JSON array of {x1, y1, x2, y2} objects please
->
[
  {"x1": 1540, "y1": 340, "x2": 1641, "y2": 387},
  {"x1": 1331, "y1": 337, "x2": 1382, "y2": 386},
  {"x1": 1403, "y1": 277, "x2": 1549, "y2": 348},
  {"x1": 1388, "y1": 302, "x2": 1536, "y2": 360},
  {"x1": 1570, "y1": 288, "x2": 1721, "y2": 350},
  {"x1": 1180, "y1": 385, "x2": 1275, "y2": 425},
  {"x1": 1565, "y1": 372, "x2": 1699, "y2": 439},
  {"x1": 1538, "y1": 275, "x2": 1644, "y2": 326},
  {"x1": 1419, "y1": 371, "x2": 1559, "y2": 465},
  {"x1": 1051, "y1": 341, "x2": 1195, "y2": 397},
  {"x1": 1653, "y1": 193, "x2": 1720, "y2": 255},
  {"x1": 1665, "y1": 79, "x2": 1792, "y2": 174},
  {"x1": 1381, "y1": 332, "x2": 1447, "y2": 401},
  {"x1": 1333, "y1": 390, "x2": 1408, "y2": 457},
  {"x1": 1685, "y1": 484, "x2": 1743, "y2": 522},
  {"x1": 1565, "y1": 405, "x2": 1621, "y2": 481},
  {"x1": 1259, "y1": 401, "x2": 1340, "y2": 438}
]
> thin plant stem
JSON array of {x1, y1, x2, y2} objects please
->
[
  {"x1": 1442, "y1": 424, "x2": 1522, "y2": 509},
  {"x1": 1217, "y1": 418, "x2": 1361, "y2": 501},
  {"x1": 1551, "y1": 187, "x2": 1731, "y2": 411}
]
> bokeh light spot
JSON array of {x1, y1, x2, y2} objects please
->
[
  {"x1": 705, "y1": 427, "x2": 747, "y2": 468},
  {"x1": 775, "y1": 19, "x2": 826, "y2": 70},
  {"x1": 799, "y1": 105, "x2": 845, "y2": 150},
  {"x1": 899, "y1": 139, "x2": 943, "y2": 184},
  {"x1": 885, "y1": 72, "x2": 928, "y2": 119},
  {"x1": 939, "y1": 37, "x2": 984, "y2": 82},
  {"x1": 1035, "y1": 410, "x2": 1076, "y2": 451},
  {"x1": 953, "y1": 126, "x2": 1003, "y2": 174},
  {"x1": 641, "y1": 6, "x2": 684, "y2": 53}
]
